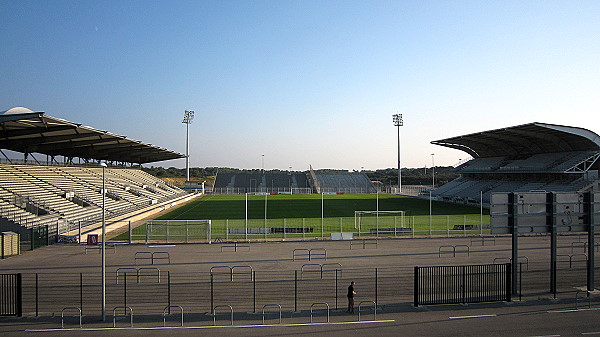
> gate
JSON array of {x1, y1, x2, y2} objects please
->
[
  {"x1": 0, "y1": 274, "x2": 22, "y2": 316},
  {"x1": 414, "y1": 263, "x2": 511, "y2": 306},
  {"x1": 31, "y1": 225, "x2": 49, "y2": 250}
]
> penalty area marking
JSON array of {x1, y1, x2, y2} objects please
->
[
  {"x1": 448, "y1": 314, "x2": 497, "y2": 320},
  {"x1": 147, "y1": 245, "x2": 176, "y2": 248},
  {"x1": 26, "y1": 319, "x2": 396, "y2": 333}
]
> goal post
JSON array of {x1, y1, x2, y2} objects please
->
[
  {"x1": 354, "y1": 211, "x2": 406, "y2": 236},
  {"x1": 142, "y1": 220, "x2": 212, "y2": 244}
]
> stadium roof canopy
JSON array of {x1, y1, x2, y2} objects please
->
[
  {"x1": 431, "y1": 122, "x2": 600, "y2": 158},
  {"x1": 0, "y1": 107, "x2": 185, "y2": 164}
]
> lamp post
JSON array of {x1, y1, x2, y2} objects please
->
[
  {"x1": 431, "y1": 153, "x2": 435, "y2": 189},
  {"x1": 182, "y1": 110, "x2": 195, "y2": 182},
  {"x1": 99, "y1": 161, "x2": 107, "y2": 321},
  {"x1": 392, "y1": 114, "x2": 403, "y2": 194}
]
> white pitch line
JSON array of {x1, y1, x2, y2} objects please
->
[
  {"x1": 448, "y1": 314, "x2": 497, "y2": 320},
  {"x1": 527, "y1": 335, "x2": 560, "y2": 337},
  {"x1": 26, "y1": 319, "x2": 396, "y2": 332},
  {"x1": 147, "y1": 245, "x2": 176, "y2": 248},
  {"x1": 582, "y1": 332, "x2": 600, "y2": 335},
  {"x1": 548, "y1": 307, "x2": 600, "y2": 313}
]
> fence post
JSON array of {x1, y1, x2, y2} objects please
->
[
  {"x1": 507, "y1": 263, "x2": 512, "y2": 302},
  {"x1": 80, "y1": 273, "x2": 83, "y2": 315},
  {"x1": 463, "y1": 216, "x2": 467, "y2": 236},
  {"x1": 447, "y1": 216, "x2": 450, "y2": 237},
  {"x1": 145, "y1": 223, "x2": 149, "y2": 245},
  {"x1": 168, "y1": 271, "x2": 171, "y2": 314},
  {"x1": 294, "y1": 270, "x2": 298, "y2": 312},
  {"x1": 226, "y1": 220, "x2": 229, "y2": 240},
  {"x1": 335, "y1": 269, "x2": 338, "y2": 310},
  {"x1": 375, "y1": 268, "x2": 378, "y2": 305},
  {"x1": 35, "y1": 273, "x2": 39, "y2": 316},
  {"x1": 128, "y1": 221, "x2": 132, "y2": 244},
  {"x1": 253, "y1": 270, "x2": 256, "y2": 313},
  {"x1": 124, "y1": 272, "x2": 128, "y2": 311},
  {"x1": 413, "y1": 266, "x2": 419, "y2": 307},
  {"x1": 284, "y1": 218, "x2": 286, "y2": 240},
  {"x1": 210, "y1": 273, "x2": 214, "y2": 311}
]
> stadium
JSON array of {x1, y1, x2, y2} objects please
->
[{"x1": 2, "y1": 107, "x2": 600, "y2": 335}]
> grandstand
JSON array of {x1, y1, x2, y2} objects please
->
[
  {"x1": 212, "y1": 171, "x2": 311, "y2": 194},
  {"x1": 430, "y1": 123, "x2": 600, "y2": 206},
  {"x1": 212, "y1": 168, "x2": 376, "y2": 194},
  {"x1": 0, "y1": 107, "x2": 191, "y2": 239}
]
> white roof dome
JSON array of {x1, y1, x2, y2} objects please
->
[{"x1": 2, "y1": 107, "x2": 35, "y2": 115}]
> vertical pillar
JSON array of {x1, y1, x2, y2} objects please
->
[
  {"x1": 585, "y1": 192, "x2": 595, "y2": 291},
  {"x1": 509, "y1": 193, "x2": 519, "y2": 295},
  {"x1": 548, "y1": 192, "x2": 557, "y2": 296},
  {"x1": 294, "y1": 270, "x2": 298, "y2": 312}
]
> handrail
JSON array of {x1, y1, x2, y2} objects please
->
[
  {"x1": 115, "y1": 268, "x2": 137, "y2": 284},
  {"x1": 61, "y1": 307, "x2": 82, "y2": 329},
  {"x1": 438, "y1": 245, "x2": 470, "y2": 257},
  {"x1": 162, "y1": 305, "x2": 184, "y2": 327},
  {"x1": 138, "y1": 267, "x2": 161, "y2": 283},
  {"x1": 301, "y1": 264, "x2": 322, "y2": 280},
  {"x1": 213, "y1": 305, "x2": 234, "y2": 326},
  {"x1": 112, "y1": 306, "x2": 133, "y2": 328},
  {"x1": 231, "y1": 265, "x2": 254, "y2": 281},
  {"x1": 358, "y1": 300, "x2": 377, "y2": 321},
  {"x1": 310, "y1": 302, "x2": 330, "y2": 323},
  {"x1": 134, "y1": 251, "x2": 153, "y2": 265},
  {"x1": 293, "y1": 249, "x2": 310, "y2": 261},
  {"x1": 262, "y1": 304, "x2": 282, "y2": 325},
  {"x1": 310, "y1": 248, "x2": 327, "y2": 261}
]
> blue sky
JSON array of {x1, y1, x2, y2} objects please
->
[{"x1": 1, "y1": 1, "x2": 599, "y2": 170}]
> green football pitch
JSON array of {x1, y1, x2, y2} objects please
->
[
  {"x1": 118, "y1": 194, "x2": 490, "y2": 240},
  {"x1": 157, "y1": 193, "x2": 485, "y2": 220}
]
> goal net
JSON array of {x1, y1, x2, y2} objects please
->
[
  {"x1": 354, "y1": 211, "x2": 407, "y2": 235},
  {"x1": 139, "y1": 220, "x2": 212, "y2": 243}
]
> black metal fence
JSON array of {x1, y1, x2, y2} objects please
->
[
  {"x1": 414, "y1": 264, "x2": 511, "y2": 306},
  {"x1": 17, "y1": 267, "x2": 413, "y2": 318},
  {"x1": 0, "y1": 274, "x2": 22, "y2": 316},
  {"x1": 7, "y1": 259, "x2": 600, "y2": 318}
]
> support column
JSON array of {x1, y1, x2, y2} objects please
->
[
  {"x1": 509, "y1": 193, "x2": 519, "y2": 295},
  {"x1": 585, "y1": 192, "x2": 595, "y2": 291},
  {"x1": 548, "y1": 192, "x2": 557, "y2": 296}
]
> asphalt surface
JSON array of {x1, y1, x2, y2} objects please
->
[{"x1": 1, "y1": 235, "x2": 599, "y2": 336}]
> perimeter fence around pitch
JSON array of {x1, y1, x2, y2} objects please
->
[{"x1": 129, "y1": 215, "x2": 489, "y2": 243}]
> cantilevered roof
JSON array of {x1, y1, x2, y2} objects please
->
[
  {"x1": 431, "y1": 123, "x2": 600, "y2": 158},
  {"x1": 0, "y1": 109, "x2": 185, "y2": 164}
]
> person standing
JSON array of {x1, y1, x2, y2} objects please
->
[{"x1": 347, "y1": 281, "x2": 356, "y2": 313}]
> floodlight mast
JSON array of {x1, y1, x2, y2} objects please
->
[
  {"x1": 393, "y1": 114, "x2": 403, "y2": 194},
  {"x1": 182, "y1": 110, "x2": 195, "y2": 182}
]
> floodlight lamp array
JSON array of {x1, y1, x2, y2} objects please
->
[
  {"x1": 393, "y1": 114, "x2": 403, "y2": 127},
  {"x1": 182, "y1": 110, "x2": 195, "y2": 124}
]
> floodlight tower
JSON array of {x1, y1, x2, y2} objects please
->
[
  {"x1": 392, "y1": 114, "x2": 403, "y2": 194},
  {"x1": 182, "y1": 110, "x2": 195, "y2": 182}
]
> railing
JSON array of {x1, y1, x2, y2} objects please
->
[{"x1": 414, "y1": 264, "x2": 511, "y2": 306}]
